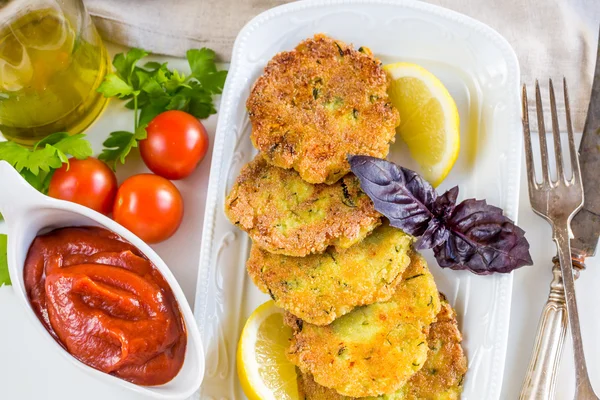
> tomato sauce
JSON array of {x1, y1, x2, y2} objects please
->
[{"x1": 23, "y1": 226, "x2": 186, "y2": 386}]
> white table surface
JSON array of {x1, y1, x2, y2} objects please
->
[{"x1": 0, "y1": 45, "x2": 599, "y2": 400}]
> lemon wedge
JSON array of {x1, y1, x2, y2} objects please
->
[
  {"x1": 384, "y1": 62, "x2": 460, "y2": 186},
  {"x1": 237, "y1": 300, "x2": 300, "y2": 400}
]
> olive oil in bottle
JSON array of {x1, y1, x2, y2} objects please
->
[{"x1": 0, "y1": 6, "x2": 109, "y2": 145}]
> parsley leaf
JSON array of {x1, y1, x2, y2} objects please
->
[
  {"x1": 187, "y1": 48, "x2": 217, "y2": 76},
  {"x1": 34, "y1": 132, "x2": 70, "y2": 147},
  {"x1": 97, "y1": 74, "x2": 136, "y2": 98},
  {"x1": 98, "y1": 125, "x2": 148, "y2": 169},
  {"x1": 25, "y1": 145, "x2": 63, "y2": 175},
  {"x1": 0, "y1": 234, "x2": 9, "y2": 287},
  {"x1": 97, "y1": 47, "x2": 227, "y2": 167},
  {"x1": 0, "y1": 141, "x2": 31, "y2": 172},
  {"x1": 113, "y1": 48, "x2": 149, "y2": 84},
  {"x1": 0, "y1": 133, "x2": 93, "y2": 194},
  {"x1": 139, "y1": 102, "x2": 167, "y2": 127},
  {"x1": 144, "y1": 61, "x2": 163, "y2": 71},
  {"x1": 53, "y1": 134, "x2": 96, "y2": 160},
  {"x1": 187, "y1": 49, "x2": 227, "y2": 94},
  {"x1": 183, "y1": 83, "x2": 217, "y2": 119}
]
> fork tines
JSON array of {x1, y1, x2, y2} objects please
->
[{"x1": 522, "y1": 78, "x2": 581, "y2": 190}]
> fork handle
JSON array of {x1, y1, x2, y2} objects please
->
[
  {"x1": 555, "y1": 227, "x2": 598, "y2": 400},
  {"x1": 519, "y1": 258, "x2": 568, "y2": 400}
]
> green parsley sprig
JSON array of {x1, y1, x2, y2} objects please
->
[
  {"x1": 0, "y1": 234, "x2": 9, "y2": 287},
  {"x1": 97, "y1": 48, "x2": 227, "y2": 169},
  {"x1": 0, "y1": 132, "x2": 93, "y2": 193}
]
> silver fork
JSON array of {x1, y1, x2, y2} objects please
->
[{"x1": 522, "y1": 78, "x2": 598, "y2": 400}]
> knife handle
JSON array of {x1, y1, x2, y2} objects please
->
[{"x1": 519, "y1": 257, "x2": 581, "y2": 400}]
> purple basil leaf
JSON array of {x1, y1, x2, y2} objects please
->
[
  {"x1": 433, "y1": 186, "x2": 458, "y2": 218},
  {"x1": 415, "y1": 187, "x2": 458, "y2": 249},
  {"x1": 433, "y1": 198, "x2": 533, "y2": 274},
  {"x1": 415, "y1": 219, "x2": 449, "y2": 250},
  {"x1": 349, "y1": 156, "x2": 532, "y2": 275},
  {"x1": 348, "y1": 155, "x2": 435, "y2": 236}
]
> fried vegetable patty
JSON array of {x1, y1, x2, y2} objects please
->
[
  {"x1": 396, "y1": 296, "x2": 468, "y2": 400},
  {"x1": 296, "y1": 298, "x2": 467, "y2": 400},
  {"x1": 225, "y1": 155, "x2": 381, "y2": 257},
  {"x1": 247, "y1": 34, "x2": 400, "y2": 184},
  {"x1": 298, "y1": 298, "x2": 467, "y2": 400},
  {"x1": 247, "y1": 224, "x2": 413, "y2": 326},
  {"x1": 287, "y1": 253, "x2": 441, "y2": 398}
]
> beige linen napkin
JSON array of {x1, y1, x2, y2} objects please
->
[{"x1": 84, "y1": 0, "x2": 600, "y2": 131}]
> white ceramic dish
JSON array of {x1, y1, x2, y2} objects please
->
[
  {"x1": 0, "y1": 161, "x2": 204, "y2": 400},
  {"x1": 193, "y1": 1, "x2": 522, "y2": 399}
]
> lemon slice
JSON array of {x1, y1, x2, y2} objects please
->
[
  {"x1": 384, "y1": 62, "x2": 460, "y2": 186},
  {"x1": 237, "y1": 300, "x2": 299, "y2": 400}
]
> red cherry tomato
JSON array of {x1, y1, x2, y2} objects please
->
[
  {"x1": 113, "y1": 174, "x2": 184, "y2": 244},
  {"x1": 140, "y1": 110, "x2": 209, "y2": 180},
  {"x1": 48, "y1": 157, "x2": 117, "y2": 215}
]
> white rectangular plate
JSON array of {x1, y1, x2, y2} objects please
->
[{"x1": 193, "y1": 1, "x2": 522, "y2": 399}]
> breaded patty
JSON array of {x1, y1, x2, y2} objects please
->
[
  {"x1": 247, "y1": 224, "x2": 413, "y2": 326},
  {"x1": 287, "y1": 253, "x2": 441, "y2": 398},
  {"x1": 225, "y1": 155, "x2": 381, "y2": 257},
  {"x1": 296, "y1": 298, "x2": 468, "y2": 400},
  {"x1": 247, "y1": 34, "x2": 400, "y2": 184}
]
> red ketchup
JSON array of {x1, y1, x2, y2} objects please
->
[{"x1": 23, "y1": 226, "x2": 186, "y2": 386}]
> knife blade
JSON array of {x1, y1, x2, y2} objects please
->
[{"x1": 571, "y1": 34, "x2": 600, "y2": 262}]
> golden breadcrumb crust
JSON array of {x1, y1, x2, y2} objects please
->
[
  {"x1": 295, "y1": 298, "x2": 467, "y2": 400},
  {"x1": 287, "y1": 253, "x2": 441, "y2": 397},
  {"x1": 247, "y1": 224, "x2": 412, "y2": 325},
  {"x1": 225, "y1": 155, "x2": 381, "y2": 257},
  {"x1": 247, "y1": 34, "x2": 400, "y2": 184}
]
